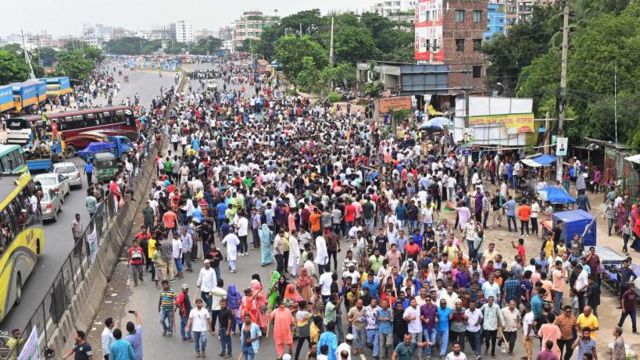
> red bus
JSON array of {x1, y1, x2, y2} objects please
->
[{"x1": 6, "y1": 106, "x2": 138, "y2": 157}]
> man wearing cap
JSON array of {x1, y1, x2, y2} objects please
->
[
  {"x1": 336, "y1": 334, "x2": 353, "y2": 360},
  {"x1": 175, "y1": 283, "x2": 192, "y2": 341},
  {"x1": 196, "y1": 259, "x2": 217, "y2": 310}
]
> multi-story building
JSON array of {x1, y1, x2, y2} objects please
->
[
  {"x1": 484, "y1": 2, "x2": 506, "y2": 40},
  {"x1": 82, "y1": 24, "x2": 114, "y2": 48},
  {"x1": 373, "y1": 0, "x2": 417, "y2": 17},
  {"x1": 517, "y1": 0, "x2": 556, "y2": 22},
  {"x1": 173, "y1": 20, "x2": 194, "y2": 43},
  {"x1": 218, "y1": 26, "x2": 234, "y2": 41},
  {"x1": 415, "y1": 0, "x2": 488, "y2": 93},
  {"x1": 233, "y1": 11, "x2": 277, "y2": 50}
]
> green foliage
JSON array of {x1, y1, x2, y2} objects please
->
[
  {"x1": 55, "y1": 50, "x2": 96, "y2": 81},
  {"x1": 0, "y1": 50, "x2": 29, "y2": 83},
  {"x1": 36, "y1": 47, "x2": 58, "y2": 67},
  {"x1": 320, "y1": 63, "x2": 356, "y2": 89},
  {"x1": 327, "y1": 91, "x2": 343, "y2": 103},
  {"x1": 513, "y1": 0, "x2": 640, "y2": 148},
  {"x1": 363, "y1": 82, "x2": 384, "y2": 98},
  {"x1": 392, "y1": 109, "x2": 411, "y2": 121},
  {"x1": 275, "y1": 35, "x2": 328, "y2": 82},
  {"x1": 334, "y1": 26, "x2": 380, "y2": 63},
  {"x1": 189, "y1": 37, "x2": 223, "y2": 55},
  {"x1": 295, "y1": 57, "x2": 322, "y2": 93},
  {"x1": 104, "y1": 37, "x2": 161, "y2": 55}
]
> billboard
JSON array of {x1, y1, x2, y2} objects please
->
[
  {"x1": 379, "y1": 96, "x2": 413, "y2": 113},
  {"x1": 415, "y1": 0, "x2": 444, "y2": 63},
  {"x1": 469, "y1": 113, "x2": 535, "y2": 133}
]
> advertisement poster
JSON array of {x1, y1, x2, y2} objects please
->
[
  {"x1": 86, "y1": 229, "x2": 98, "y2": 264},
  {"x1": 17, "y1": 327, "x2": 40, "y2": 360},
  {"x1": 556, "y1": 137, "x2": 568, "y2": 156},
  {"x1": 415, "y1": 0, "x2": 444, "y2": 63},
  {"x1": 469, "y1": 113, "x2": 535, "y2": 133}
]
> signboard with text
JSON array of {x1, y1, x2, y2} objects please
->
[
  {"x1": 469, "y1": 113, "x2": 535, "y2": 133},
  {"x1": 17, "y1": 327, "x2": 40, "y2": 360},
  {"x1": 556, "y1": 137, "x2": 568, "y2": 156},
  {"x1": 378, "y1": 96, "x2": 412, "y2": 113}
]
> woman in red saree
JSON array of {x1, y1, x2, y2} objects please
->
[
  {"x1": 240, "y1": 288, "x2": 258, "y2": 324},
  {"x1": 283, "y1": 283, "x2": 303, "y2": 303}
]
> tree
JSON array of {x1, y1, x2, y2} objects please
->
[
  {"x1": 55, "y1": 50, "x2": 95, "y2": 82},
  {"x1": 0, "y1": 50, "x2": 29, "y2": 83},
  {"x1": 36, "y1": 47, "x2": 58, "y2": 67},
  {"x1": 83, "y1": 47, "x2": 104, "y2": 63},
  {"x1": 321, "y1": 62, "x2": 356, "y2": 89},
  {"x1": 104, "y1": 37, "x2": 161, "y2": 55},
  {"x1": 295, "y1": 57, "x2": 322, "y2": 93},
  {"x1": 191, "y1": 37, "x2": 222, "y2": 55},
  {"x1": 275, "y1": 35, "x2": 328, "y2": 82},
  {"x1": 334, "y1": 26, "x2": 380, "y2": 63}
]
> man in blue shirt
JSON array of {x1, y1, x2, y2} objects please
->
[
  {"x1": 216, "y1": 201, "x2": 228, "y2": 228},
  {"x1": 362, "y1": 273, "x2": 380, "y2": 299},
  {"x1": 377, "y1": 300, "x2": 393, "y2": 358},
  {"x1": 317, "y1": 321, "x2": 338, "y2": 360},
  {"x1": 531, "y1": 288, "x2": 545, "y2": 321},
  {"x1": 109, "y1": 328, "x2": 135, "y2": 360},
  {"x1": 436, "y1": 298, "x2": 452, "y2": 357},
  {"x1": 84, "y1": 161, "x2": 94, "y2": 185},
  {"x1": 502, "y1": 196, "x2": 518, "y2": 232}
]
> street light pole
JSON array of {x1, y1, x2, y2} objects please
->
[{"x1": 555, "y1": 0, "x2": 570, "y2": 182}]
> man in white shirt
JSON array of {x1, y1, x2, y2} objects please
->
[
  {"x1": 196, "y1": 259, "x2": 217, "y2": 310},
  {"x1": 403, "y1": 297, "x2": 423, "y2": 343},
  {"x1": 464, "y1": 301, "x2": 483, "y2": 359},
  {"x1": 171, "y1": 235, "x2": 184, "y2": 278},
  {"x1": 319, "y1": 270, "x2": 334, "y2": 303},
  {"x1": 233, "y1": 211, "x2": 249, "y2": 256},
  {"x1": 222, "y1": 228, "x2": 240, "y2": 273},
  {"x1": 186, "y1": 298, "x2": 212, "y2": 358},
  {"x1": 336, "y1": 334, "x2": 353, "y2": 360},
  {"x1": 101, "y1": 317, "x2": 115, "y2": 360}
]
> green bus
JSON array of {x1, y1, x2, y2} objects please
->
[{"x1": 0, "y1": 145, "x2": 28, "y2": 174}]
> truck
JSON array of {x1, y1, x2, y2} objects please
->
[
  {"x1": 10, "y1": 80, "x2": 45, "y2": 112},
  {"x1": 23, "y1": 139, "x2": 64, "y2": 172},
  {"x1": 78, "y1": 135, "x2": 135, "y2": 163},
  {"x1": 0, "y1": 86, "x2": 14, "y2": 113},
  {"x1": 41, "y1": 77, "x2": 72, "y2": 97}
]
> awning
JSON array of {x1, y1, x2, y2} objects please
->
[
  {"x1": 538, "y1": 185, "x2": 576, "y2": 204},
  {"x1": 522, "y1": 154, "x2": 557, "y2": 167},
  {"x1": 625, "y1": 154, "x2": 640, "y2": 165}
]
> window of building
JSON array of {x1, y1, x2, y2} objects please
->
[
  {"x1": 473, "y1": 10, "x2": 482, "y2": 23},
  {"x1": 455, "y1": 10, "x2": 465, "y2": 22},
  {"x1": 473, "y1": 66, "x2": 482, "y2": 78},
  {"x1": 424, "y1": 39, "x2": 431, "y2": 51},
  {"x1": 455, "y1": 39, "x2": 465, "y2": 52},
  {"x1": 473, "y1": 39, "x2": 482, "y2": 51}
]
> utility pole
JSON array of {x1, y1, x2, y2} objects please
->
[
  {"x1": 299, "y1": 23, "x2": 303, "y2": 37},
  {"x1": 329, "y1": 17, "x2": 335, "y2": 66},
  {"x1": 21, "y1": 30, "x2": 36, "y2": 80},
  {"x1": 555, "y1": 0, "x2": 570, "y2": 182},
  {"x1": 614, "y1": 62, "x2": 618, "y2": 144}
]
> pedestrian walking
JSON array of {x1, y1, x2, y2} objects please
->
[
  {"x1": 186, "y1": 298, "x2": 211, "y2": 358},
  {"x1": 71, "y1": 213, "x2": 84, "y2": 256},
  {"x1": 127, "y1": 240, "x2": 145, "y2": 287},
  {"x1": 240, "y1": 313, "x2": 262, "y2": 360},
  {"x1": 62, "y1": 330, "x2": 93, "y2": 360},
  {"x1": 158, "y1": 280, "x2": 176, "y2": 337}
]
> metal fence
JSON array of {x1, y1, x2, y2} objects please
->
[{"x1": 15, "y1": 135, "x2": 163, "y2": 357}]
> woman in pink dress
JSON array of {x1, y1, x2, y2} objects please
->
[
  {"x1": 250, "y1": 279, "x2": 268, "y2": 331},
  {"x1": 296, "y1": 267, "x2": 314, "y2": 303}
]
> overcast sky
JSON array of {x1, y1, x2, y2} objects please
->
[{"x1": 0, "y1": 0, "x2": 376, "y2": 36}]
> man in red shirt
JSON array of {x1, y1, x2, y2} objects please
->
[
  {"x1": 136, "y1": 225, "x2": 152, "y2": 271},
  {"x1": 128, "y1": 240, "x2": 146, "y2": 287},
  {"x1": 163, "y1": 210, "x2": 178, "y2": 237},
  {"x1": 344, "y1": 201, "x2": 356, "y2": 232},
  {"x1": 405, "y1": 238, "x2": 421, "y2": 261}
]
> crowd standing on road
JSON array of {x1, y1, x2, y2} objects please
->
[{"x1": 81, "y1": 61, "x2": 640, "y2": 360}]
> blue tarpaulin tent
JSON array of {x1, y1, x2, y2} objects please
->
[
  {"x1": 537, "y1": 185, "x2": 576, "y2": 204},
  {"x1": 521, "y1": 154, "x2": 557, "y2": 167}
]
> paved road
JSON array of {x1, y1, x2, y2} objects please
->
[{"x1": 0, "y1": 67, "x2": 176, "y2": 332}]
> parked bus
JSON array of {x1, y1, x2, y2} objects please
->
[
  {"x1": 0, "y1": 172, "x2": 45, "y2": 322},
  {"x1": 0, "y1": 145, "x2": 28, "y2": 174},
  {"x1": 5, "y1": 106, "x2": 138, "y2": 157}
]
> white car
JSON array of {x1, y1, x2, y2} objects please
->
[
  {"x1": 53, "y1": 162, "x2": 83, "y2": 188},
  {"x1": 34, "y1": 173, "x2": 70, "y2": 201},
  {"x1": 40, "y1": 189, "x2": 62, "y2": 222}
]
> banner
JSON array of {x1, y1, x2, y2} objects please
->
[
  {"x1": 469, "y1": 113, "x2": 535, "y2": 133},
  {"x1": 87, "y1": 229, "x2": 98, "y2": 264},
  {"x1": 17, "y1": 327, "x2": 40, "y2": 360},
  {"x1": 378, "y1": 96, "x2": 412, "y2": 113},
  {"x1": 556, "y1": 137, "x2": 568, "y2": 156}
]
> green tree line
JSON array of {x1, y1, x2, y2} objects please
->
[
  {"x1": 252, "y1": 10, "x2": 414, "y2": 95},
  {"x1": 0, "y1": 43, "x2": 104, "y2": 84},
  {"x1": 482, "y1": 0, "x2": 640, "y2": 148},
  {"x1": 104, "y1": 36, "x2": 222, "y2": 56}
]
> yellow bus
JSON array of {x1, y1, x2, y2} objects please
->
[{"x1": 0, "y1": 172, "x2": 45, "y2": 322}]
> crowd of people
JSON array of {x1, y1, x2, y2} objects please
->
[{"x1": 58, "y1": 60, "x2": 638, "y2": 360}]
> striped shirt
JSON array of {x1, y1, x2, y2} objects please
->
[{"x1": 159, "y1": 289, "x2": 176, "y2": 310}]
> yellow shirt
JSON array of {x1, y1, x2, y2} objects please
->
[
  {"x1": 148, "y1": 238, "x2": 157, "y2": 258},
  {"x1": 310, "y1": 323, "x2": 320, "y2": 344},
  {"x1": 576, "y1": 313, "x2": 599, "y2": 338}
]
